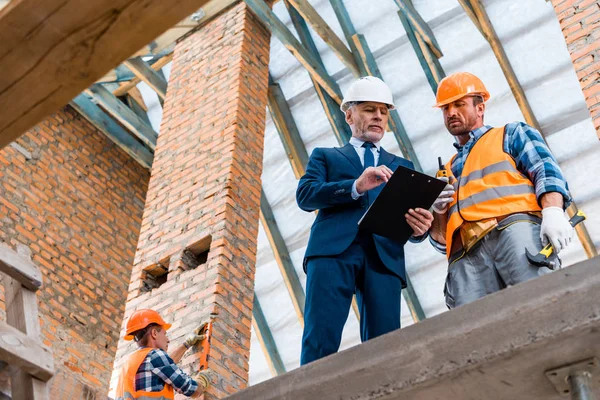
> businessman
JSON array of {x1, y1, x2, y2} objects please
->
[{"x1": 297, "y1": 76, "x2": 435, "y2": 364}]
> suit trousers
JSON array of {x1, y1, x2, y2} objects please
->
[{"x1": 300, "y1": 231, "x2": 402, "y2": 365}]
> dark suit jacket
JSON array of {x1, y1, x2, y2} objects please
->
[{"x1": 296, "y1": 143, "x2": 417, "y2": 285}]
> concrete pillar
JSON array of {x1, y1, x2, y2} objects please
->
[
  {"x1": 551, "y1": 0, "x2": 600, "y2": 139},
  {"x1": 110, "y1": 2, "x2": 270, "y2": 398}
]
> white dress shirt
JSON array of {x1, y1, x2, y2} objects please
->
[{"x1": 349, "y1": 137, "x2": 381, "y2": 199}]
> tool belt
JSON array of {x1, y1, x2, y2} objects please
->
[{"x1": 451, "y1": 212, "x2": 543, "y2": 256}]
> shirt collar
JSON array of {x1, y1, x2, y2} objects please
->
[
  {"x1": 349, "y1": 136, "x2": 381, "y2": 151},
  {"x1": 452, "y1": 125, "x2": 492, "y2": 151}
]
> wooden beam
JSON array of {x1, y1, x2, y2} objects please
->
[
  {"x1": 0, "y1": 0, "x2": 213, "y2": 150},
  {"x1": 267, "y1": 75, "x2": 309, "y2": 179},
  {"x1": 95, "y1": 64, "x2": 137, "y2": 84},
  {"x1": 71, "y1": 94, "x2": 153, "y2": 169},
  {"x1": 284, "y1": 1, "x2": 352, "y2": 145},
  {"x1": 286, "y1": 0, "x2": 360, "y2": 77},
  {"x1": 0, "y1": 320, "x2": 54, "y2": 381},
  {"x1": 86, "y1": 84, "x2": 158, "y2": 151},
  {"x1": 124, "y1": 57, "x2": 168, "y2": 101},
  {"x1": 260, "y1": 190, "x2": 306, "y2": 327},
  {"x1": 327, "y1": 0, "x2": 368, "y2": 76},
  {"x1": 5, "y1": 277, "x2": 51, "y2": 399},
  {"x1": 456, "y1": 0, "x2": 484, "y2": 36},
  {"x1": 391, "y1": 0, "x2": 443, "y2": 58},
  {"x1": 398, "y1": 10, "x2": 444, "y2": 94},
  {"x1": 245, "y1": 0, "x2": 343, "y2": 104},
  {"x1": 0, "y1": 244, "x2": 42, "y2": 291},
  {"x1": 252, "y1": 295, "x2": 286, "y2": 376},
  {"x1": 113, "y1": 53, "x2": 174, "y2": 97},
  {"x1": 464, "y1": 0, "x2": 598, "y2": 259}
]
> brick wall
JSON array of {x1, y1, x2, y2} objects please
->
[
  {"x1": 552, "y1": 0, "x2": 600, "y2": 138},
  {"x1": 110, "y1": 2, "x2": 270, "y2": 399},
  {"x1": 0, "y1": 106, "x2": 149, "y2": 398}
]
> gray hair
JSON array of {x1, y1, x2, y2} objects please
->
[{"x1": 341, "y1": 101, "x2": 362, "y2": 113}]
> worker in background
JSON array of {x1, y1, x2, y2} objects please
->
[
  {"x1": 429, "y1": 72, "x2": 574, "y2": 309},
  {"x1": 297, "y1": 76, "x2": 440, "y2": 365},
  {"x1": 115, "y1": 309, "x2": 211, "y2": 399}
]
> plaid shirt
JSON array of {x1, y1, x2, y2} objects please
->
[
  {"x1": 430, "y1": 122, "x2": 571, "y2": 254},
  {"x1": 135, "y1": 348, "x2": 198, "y2": 396}
]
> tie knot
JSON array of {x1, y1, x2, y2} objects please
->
[{"x1": 362, "y1": 142, "x2": 376, "y2": 149}]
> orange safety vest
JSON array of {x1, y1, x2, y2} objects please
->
[
  {"x1": 115, "y1": 348, "x2": 175, "y2": 400},
  {"x1": 445, "y1": 126, "x2": 541, "y2": 258}
]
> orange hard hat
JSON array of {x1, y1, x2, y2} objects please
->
[
  {"x1": 434, "y1": 72, "x2": 490, "y2": 108},
  {"x1": 124, "y1": 309, "x2": 172, "y2": 341}
]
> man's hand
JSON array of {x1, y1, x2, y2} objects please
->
[
  {"x1": 356, "y1": 165, "x2": 393, "y2": 194},
  {"x1": 540, "y1": 206, "x2": 574, "y2": 253},
  {"x1": 184, "y1": 322, "x2": 209, "y2": 349},
  {"x1": 406, "y1": 208, "x2": 434, "y2": 237},
  {"x1": 432, "y1": 177, "x2": 455, "y2": 214}
]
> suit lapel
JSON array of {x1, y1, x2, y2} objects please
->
[
  {"x1": 378, "y1": 147, "x2": 395, "y2": 167},
  {"x1": 336, "y1": 143, "x2": 363, "y2": 175}
]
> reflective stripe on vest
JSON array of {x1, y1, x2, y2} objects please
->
[
  {"x1": 444, "y1": 126, "x2": 541, "y2": 258},
  {"x1": 115, "y1": 348, "x2": 175, "y2": 400}
]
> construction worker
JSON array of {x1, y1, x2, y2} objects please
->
[
  {"x1": 115, "y1": 309, "x2": 211, "y2": 399},
  {"x1": 429, "y1": 72, "x2": 574, "y2": 309},
  {"x1": 297, "y1": 76, "x2": 437, "y2": 365}
]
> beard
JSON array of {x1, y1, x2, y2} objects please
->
[{"x1": 446, "y1": 113, "x2": 478, "y2": 136}]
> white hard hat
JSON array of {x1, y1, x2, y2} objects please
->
[{"x1": 340, "y1": 76, "x2": 396, "y2": 112}]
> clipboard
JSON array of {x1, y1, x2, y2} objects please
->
[{"x1": 358, "y1": 165, "x2": 447, "y2": 243}]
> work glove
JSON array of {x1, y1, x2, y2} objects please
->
[
  {"x1": 194, "y1": 369, "x2": 212, "y2": 390},
  {"x1": 432, "y1": 177, "x2": 455, "y2": 214},
  {"x1": 540, "y1": 206, "x2": 574, "y2": 254},
  {"x1": 183, "y1": 321, "x2": 208, "y2": 349}
]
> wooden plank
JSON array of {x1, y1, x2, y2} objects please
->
[
  {"x1": 113, "y1": 53, "x2": 174, "y2": 97},
  {"x1": 5, "y1": 277, "x2": 50, "y2": 399},
  {"x1": 466, "y1": 0, "x2": 597, "y2": 259},
  {"x1": 286, "y1": 0, "x2": 359, "y2": 77},
  {"x1": 71, "y1": 94, "x2": 153, "y2": 168},
  {"x1": 0, "y1": 320, "x2": 53, "y2": 382},
  {"x1": 95, "y1": 64, "x2": 136, "y2": 84},
  {"x1": 391, "y1": 0, "x2": 443, "y2": 58},
  {"x1": 0, "y1": 0, "x2": 212, "y2": 150},
  {"x1": 252, "y1": 295, "x2": 286, "y2": 376},
  {"x1": 245, "y1": 0, "x2": 343, "y2": 104},
  {"x1": 398, "y1": 10, "x2": 444, "y2": 94},
  {"x1": 127, "y1": 87, "x2": 149, "y2": 112},
  {"x1": 267, "y1": 76, "x2": 309, "y2": 179},
  {"x1": 0, "y1": 244, "x2": 42, "y2": 291},
  {"x1": 124, "y1": 57, "x2": 168, "y2": 101},
  {"x1": 284, "y1": 1, "x2": 352, "y2": 145},
  {"x1": 260, "y1": 190, "x2": 306, "y2": 327},
  {"x1": 86, "y1": 84, "x2": 158, "y2": 151},
  {"x1": 456, "y1": 0, "x2": 484, "y2": 36}
]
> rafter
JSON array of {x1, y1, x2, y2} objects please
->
[
  {"x1": 86, "y1": 84, "x2": 158, "y2": 151},
  {"x1": 285, "y1": 0, "x2": 360, "y2": 77},
  {"x1": 260, "y1": 190, "x2": 306, "y2": 327},
  {"x1": 253, "y1": 295, "x2": 286, "y2": 376},
  {"x1": 245, "y1": 0, "x2": 343, "y2": 104},
  {"x1": 71, "y1": 95, "x2": 153, "y2": 169},
  {"x1": 0, "y1": 0, "x2": 213, "y2": 150},
  {"x1": 124, "y1": 57, "x2": 169, "y2": 102}
]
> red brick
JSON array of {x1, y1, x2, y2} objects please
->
[
  {"x1": 111, "y1": 2, "x2": 270, "y2": 399},
  {"x1": 0, "y1": 106, "x2": 149, "y2": 397}
]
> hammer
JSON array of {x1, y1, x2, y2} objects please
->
[{"x1": 526, "y1": 210, "x2": 586, "y2": 269}]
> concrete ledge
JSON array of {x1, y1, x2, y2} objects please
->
[{"x1": 229, "y1": 257, "x2": 600, "y2": 399}]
